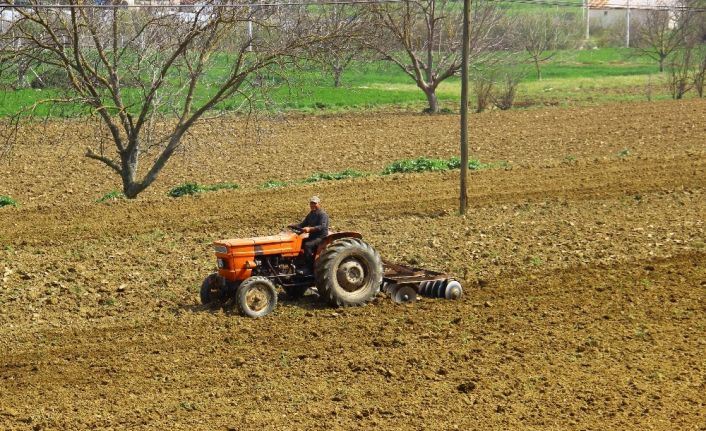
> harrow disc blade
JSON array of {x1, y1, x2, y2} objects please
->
[
  {"x1": 444, "y1": 280, "x2": 463, "y2": 300},
  {"x1": 390, "y1": 285, "x2": 417, "y2": 304}
]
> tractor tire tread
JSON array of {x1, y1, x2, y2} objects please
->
[
  {"x1": 236, "y1": 276, "x2": 277, "y2": 318},
  {"x1": 315, "y1": 238, "x2": 382, "y2": 307}
]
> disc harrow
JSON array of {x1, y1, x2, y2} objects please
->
[{"x1": 382, "y1": 260, "x2": 463, "y2": 303}]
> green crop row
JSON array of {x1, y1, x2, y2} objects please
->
[{"x1": 167, "y1": 182, "x2": 240, "y2": 198}]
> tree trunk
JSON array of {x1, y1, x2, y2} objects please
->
[
  {"x1": 120, "y1": 140, "x2": 145, "y2": 199},
  {"x1": 534, "y1": 58, "x2": 542, "y2": 80},
  {"x1": 120, "y1": 157, "x2": 142, "y2": 199},
  {"x1": 424, "y1": 88, "x2": 439, "y2": 113},
  {"x1": 659, "y1": 57, "x2": 665, "y2": 72},
  {"x1": 333, "y1": 66, "x2": 342, "y2": 88}
]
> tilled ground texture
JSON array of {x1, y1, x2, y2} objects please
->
[{"x1": 0, "y1": 99, "x2": 705, "y2": 430}]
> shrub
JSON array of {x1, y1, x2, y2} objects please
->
[
  {"x1": 303, "y1": 169, "x2": 366, "y2": 183},
  {"x1": 30, "y1": 68, "x2": 70, "y2": 89},
  {"x1": 0, "y1": 196, "x2": 17, "y2": 208},
  {"x1": 96, "y1": 191, "x2": 126, "y2": 203},
  {"x1": 474, "y1": 77, "x2": 495, "y2": 113},
  {"x1": 492, "y1": 75, "x2": 521, "y2": 111}
]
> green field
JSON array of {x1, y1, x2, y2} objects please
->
[{"x1": 0, "y1": 47, "x2": 682, "y2": 117}]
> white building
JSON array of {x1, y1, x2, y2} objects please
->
[{"x1": 588, "y1": 0, "x2": 682, "y2": 28}]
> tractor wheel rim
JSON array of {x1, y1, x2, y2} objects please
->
[
  {"x1": 245, "y1": 286, "x2": 270, "y2": 312},
  {"x1": 336, "y1": 258, "x2": 367, "y2": 292}
]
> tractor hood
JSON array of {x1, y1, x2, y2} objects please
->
[{"x1": 216, "y1": 232, "x2": 300, "y2": 248}]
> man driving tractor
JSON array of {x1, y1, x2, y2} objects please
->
[{"x1": 288, "y1": 195, "x2": 329, "y2": 275}]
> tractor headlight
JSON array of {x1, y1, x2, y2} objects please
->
[
  {"x1": 214, "y1": 245, "x2": 228, "y2": 254},
  {"x1": 217, "y1": 258, "x2": 227, "y2": 269}
]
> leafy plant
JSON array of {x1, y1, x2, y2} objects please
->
[
  {"x1": 95, "y1": 191, "x2": 126, "y2": 203},
  {"x1": 382, "y1": 157, "x2": 450, "y2": 175},
  {"x1": 100, "y1": 297, "x2": 116, "y2": 306},
  {"x1": 384, "y1": 157, "x2": 488, "y2": 175},
  {"x1": 204, "y1": 182, "x2": 239, "y2": 192},
  {"x1": 447, "y1": 157, "x2": 487, "y2": 171},
  {"x1": 0, "y1": 196, "x2": 17, "y2": 208},
  {"x1": 279, "y1": 351, "x2": 290, "y2": 367},
  {"x1": 169, "y1": 182, "x2": 203, "y2": 197},
  {"x1": 529, "y1": 256, "x2": 543, "y2": 266},
  {"x1": 260, "y1": 180, "x2": 289, "y2": 189},
  {"x1": 303, "y1": 169, "x2": 366, "y2": 183},
  {"x1": 179, "y1": 401, "x2": 199, "y2": 411},
  {"x1": 168, "y1": 182, "x2": 238, "y2": 198}
]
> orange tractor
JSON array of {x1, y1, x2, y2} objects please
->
[{"x1": 201, "y1": 227, "x2": 462, "y2": 317}]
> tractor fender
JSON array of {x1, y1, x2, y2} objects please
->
[{"x1": 314, "y1": 231, "x2": 363, "y2": 259}]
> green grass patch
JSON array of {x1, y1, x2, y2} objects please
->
[
  {"x1": 0, "y1": 48, "x2": 675, "y2": 118},
  {"x1": 95, "y1": 191, "x2": 126, "y2": 203},
  {"x1": 0, "y1": 196, "x2": 17, "y2": 208},
  {"x1": 260, "y1": 179, "x2": 290, "y2": 189},
  {"x1": 168, "y1": 182, "x2": 239, "y2": 198},
  {"x1": 303, "y1": 169, "x2": 366, "y2": 183},
  {"x1": 617, "y1": 148, "x2": 631, "y2": 158}
]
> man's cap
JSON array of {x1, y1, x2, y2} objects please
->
[{"x1": 309, "y1": 196, "x2": 321, "y2": 204}]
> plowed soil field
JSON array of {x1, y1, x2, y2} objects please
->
[{"x1": 1, "y1": 100, "x2": 705, "y2": 430}]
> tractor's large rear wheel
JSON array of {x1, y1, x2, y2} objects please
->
[
  {"x1": 236, "y1": 276, "x2": 277, "y2": 318},
  {"x1": 315, "y1": 238, "x2": 383, "y2": 307}
]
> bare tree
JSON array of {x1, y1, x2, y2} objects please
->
[
  {"x1": 634, "y1": 0, "x2": 697, "y2": 72},
  {"x1": 663, "y1": 4, "x2": 706, "y2": 98},
  {"x1": 694, "y1": 46, "x2": 706, "y2": 97},
  {"x1": 690, "y1": 14, "x2": 706, "y2": 97},
  {"x1": 0, "y1": 0, "x2": 343, "y2": 198},
  {"x1": 365, "y1": 0, "x2": 504, "y2": 113},
  {"x1": 667, "y1": 47, "x2": 695, "y2": 98},
  {"x1": 514, "y1": 11, "x2": 576, "y2": 80},
  {"x1": 491, "y1": 68, "x2": 524, "y2": 110},
  {"x1": 306, "y1": 3, "x2": 369, "y2": 88}
]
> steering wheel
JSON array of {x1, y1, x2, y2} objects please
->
[{"x1": 288, "y1": 225, "x2": 303, "y2": 234}]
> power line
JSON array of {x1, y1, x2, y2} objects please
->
[
  {"x1": 2, "y1": 0, "x2": 401, "y2": 9},
  {"x1": 1, "y1": 0, "x2": 704, "y2": 12},
  {"x1": 487, "y1": 0, "x2": 706, "y2": 12}
]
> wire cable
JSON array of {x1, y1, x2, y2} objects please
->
[{"x1": 1, "y1": 0, "x2": 704, "y2": 12}]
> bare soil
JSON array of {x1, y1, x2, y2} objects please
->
[{"x1": 1, "y1": 100, "x2": 705, "y2": 430}]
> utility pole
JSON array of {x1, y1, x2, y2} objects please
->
[
  {"x1": 626, "y1": 0, "x2": 631, "y2": 47},
  {"x1": 584, "y1": 0, "x2": 591, "y2": 42},
  {"x1": 460, "y1": 0, "x2": 471, "y2": 214}
]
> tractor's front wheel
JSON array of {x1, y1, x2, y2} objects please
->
[
  {"x1": 315, "y1": 238, "x2": 383, "y2": 307},
  {"x1": 200, "y1": 273, "x2": 225, "y2": 306},
  {"x1": 236, "y1": 276, "x2": 277, "y2": 318}
]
